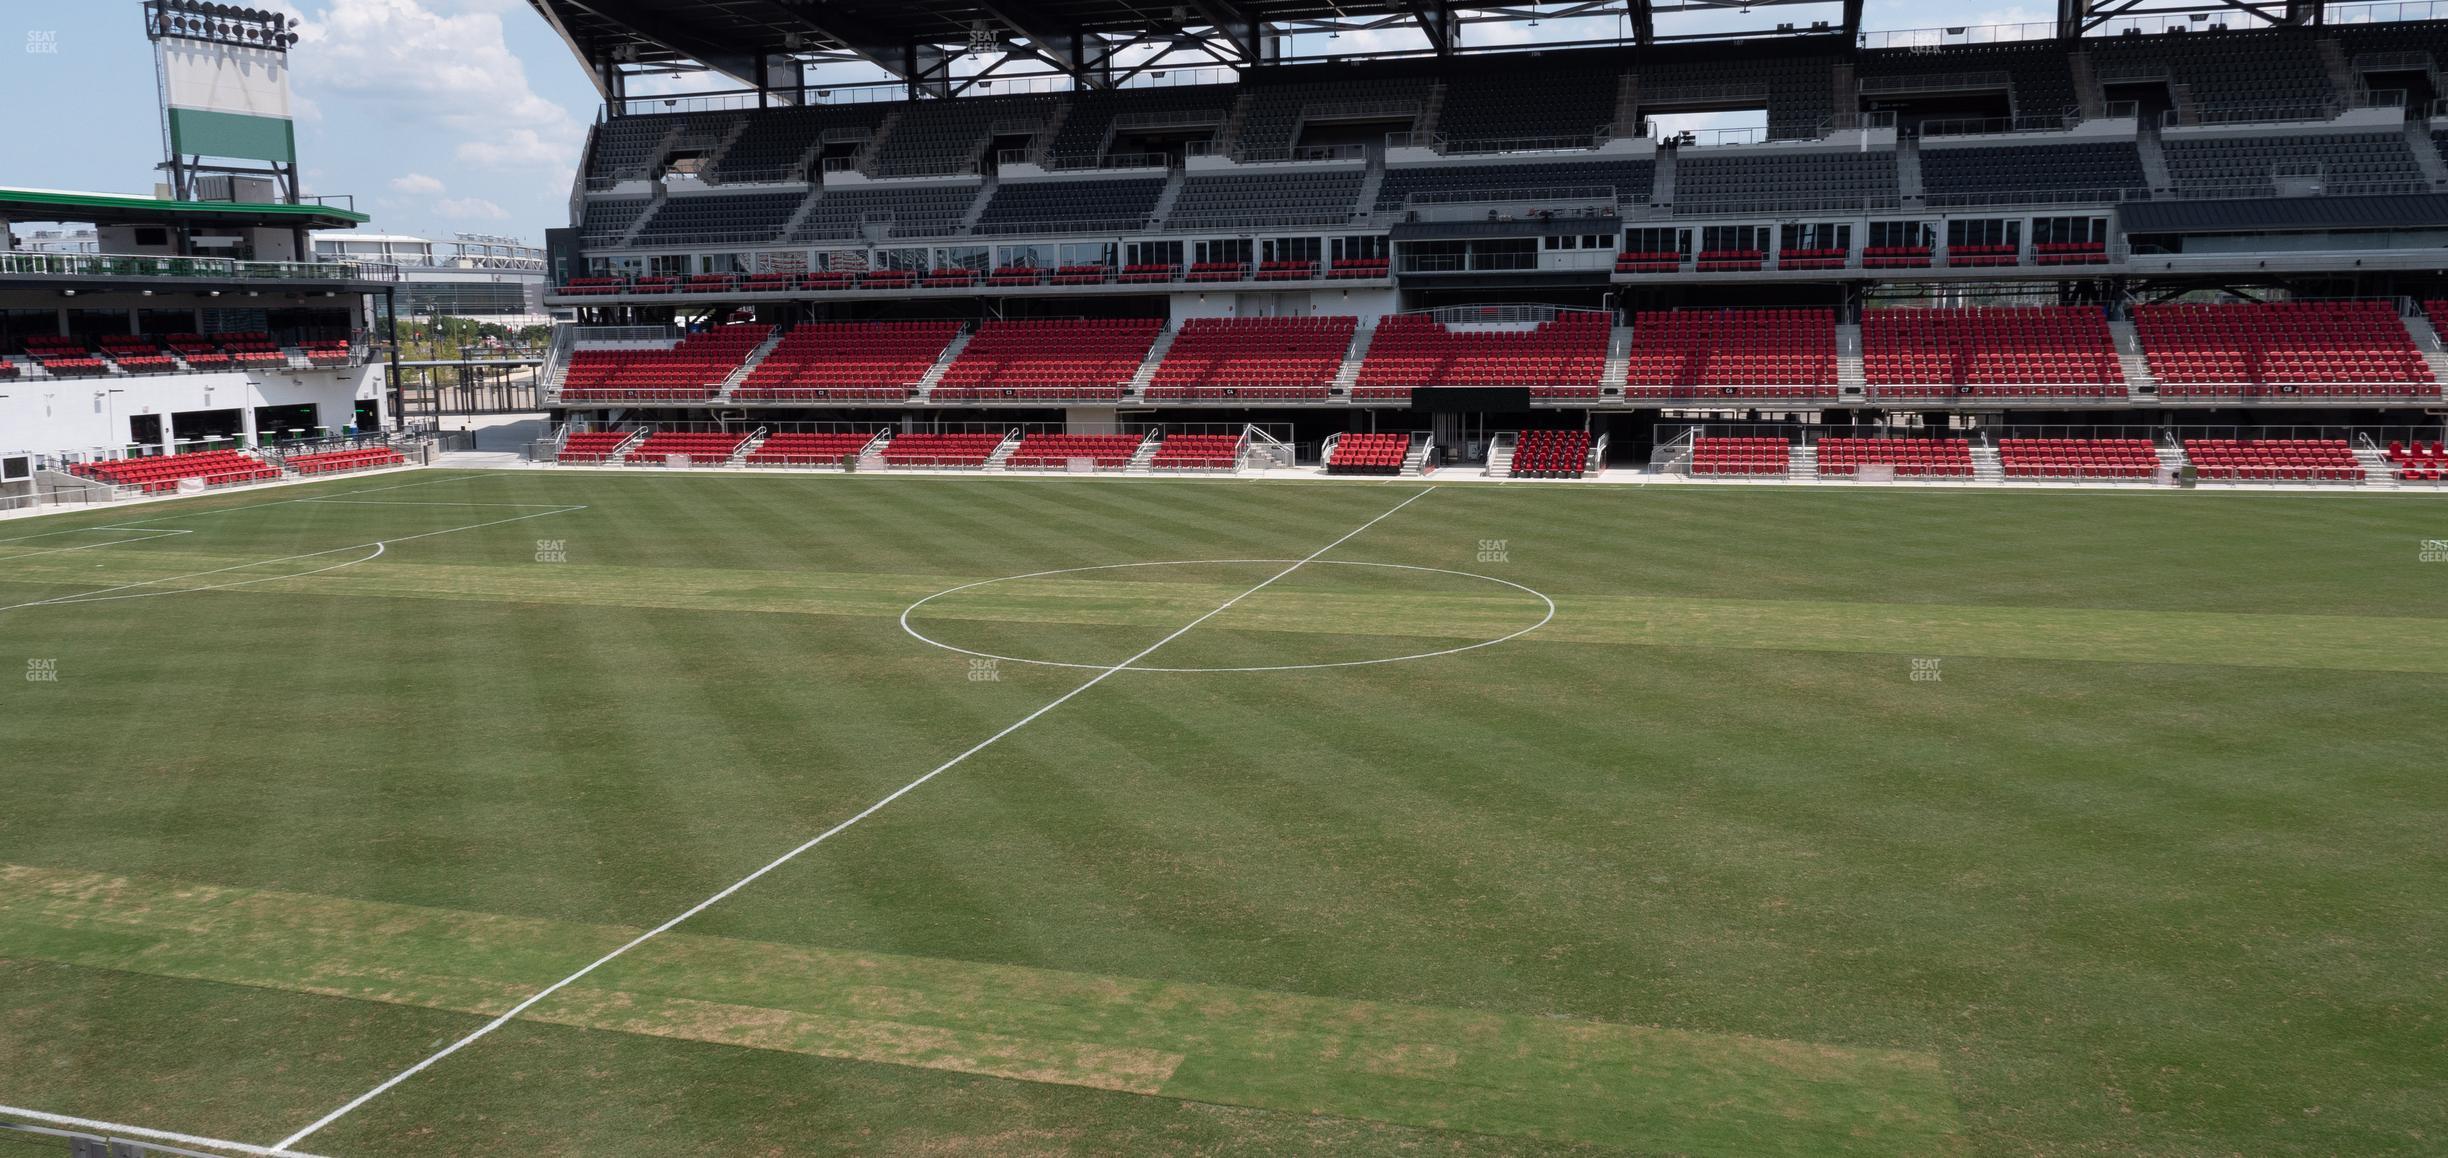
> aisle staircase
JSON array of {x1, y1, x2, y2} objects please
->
[
  {"x1": 1787, "y1": 444, "x2": 1819, "y2": 481},
  {"x1": 913, "y1": 328, "x2": 975, "y2": 399}
]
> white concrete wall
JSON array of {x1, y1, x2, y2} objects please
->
[
  {"x1": 1167, "y1": 286, "x2": 1401, "y2": 324},
  {"x1": 1, "y1": 364, "x2": 381, "y2": 457}
]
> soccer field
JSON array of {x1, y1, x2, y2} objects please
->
[{"x1": 1, "y1": 469, "x2": 2443, "y2": 1157}]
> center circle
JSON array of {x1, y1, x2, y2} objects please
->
[{"x1": 899, "y1": 559, "x2": 1556, "y2": 674}]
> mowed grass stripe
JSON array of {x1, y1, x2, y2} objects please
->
[
  {"x1": 0, "y1": 864, "x2": 1960, "y2": 1155},
  {"x1": 33, "y1": 544, "x2": 2448, "y2": 676}
]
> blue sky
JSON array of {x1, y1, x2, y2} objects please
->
[{"x1": 3, "y1": 1, "x2": 2090, "y2": 244}]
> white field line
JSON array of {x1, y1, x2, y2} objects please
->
[
  {"x1": 0, "y1": 1104, "x2": 330, "y2": 1158},
  {"x1": 269, "y1": 484, "x2": 1439, "y2": 1152},
  {"x1": 0, "y1": 506, "x2": 585, "y2": 615},
  {"x1": 0, "y1": 475, "x2": 481, "y2": 547},
  {"x1": 0, "y1": 528, "x2": 194, "y2": 561}
]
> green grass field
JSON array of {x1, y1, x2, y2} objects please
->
[{"x1": 1, "y1": 469, "x2": 2443, "y2": 1156}]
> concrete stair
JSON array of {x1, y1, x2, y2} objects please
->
[
  {"x1": 984, "y1": 429, "x2": 1024, "y2": 469},
  {"x1": 1126, "y1": 327, "x2": 1178, "y2": 397},
  {"x1": 1147, "y1": 168, "x2": 1189, "y2": 228},
  {"x1": 1124, "y1": 431, "x2": 1162, "y2": 473},
  {"x1": 1894, "y1": 134, "x2": 1923, "y2": 201},
  {"x1": 1787, "y1": 445, "x2": 1819, "y2": 481},
  {"x1": 2319, "y1": 38, "x2": 2357, "y2": 104},
  {"x1": 1485, "y1": 438, "x2": 1515, "y2": 478},
  {"x1": 1611, "y1": 72, "x2": 1641, "y2": 140},
  {"x1": 1836, "y1": 324, "x2": 1867, "y2": 393},
  {"x1": 2354, "y1": 444, "x2": 2404, "y2": 488},
  {"x1": 957, "y1": 173, "x2": 998, "y2": 232},
  {"x1": 2408, "y1": 120, "x2": 2448, "y2": 187},
  {"x1": 913, "y1": 328, "x2": 976, "y2": 399},
  {"x1": 1402, "y1": 436, "x2": 1435, "y2": 477},
  {"x1": 1651, "y1": 147, "x2": 1676, "y2": 206},
  {"x1": 719, "y1": 329, "x2": 786, "y2": 396},
  {"x1": 2135, "y1": 124, "x2": 2174, "y2": 192},
  {"x1": 1331, "y1": 322, "x2": 1377, "y2": 396},
  {"x1": 1970, "y1": 444, "x2": 2004, "y2": 484},
  {"x1": 729, "y1": 431, "x2": 768, "y2": 466},
  {"x1": 2107, "y1": 320, "x2": 2160, "y2": 397},
  {"x1": 1602, "y1": 326, "x2": 1635, "y2": 395},
  {"x1": 2069, "y1": 50, "x2": 2105, "y2": 119}
]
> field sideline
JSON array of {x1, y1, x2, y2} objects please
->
[{"x1": 1, "y1": 469, "x2": 2443, "y2": 1156}]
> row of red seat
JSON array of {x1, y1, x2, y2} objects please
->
[
  {"x1": 1325, "y1": 432, "x2": 1411, "y2": 475},
  {"x1": 745, "y1": 431, "x2": 877, "y2": 465},
  {"x1": 1997, "y1": 438, "x2": 2159, "y2": 479},
  {"x1": 1865, "y1": 307, "x2": 2123, "y2": 392},
  {"x1": 287, "y1": 447, "x2": 408, "y2": 475},
  {"x1": 2182, "y1": 438, "x2": 2365, "y2": 482},
  {"x1": 1354, "y1": 313, "x2": 1608, "y2": 399},
  {"x1": 933, "y1": 318, "x2": 1163, "y2": 401},
  {"x1": 1691, "y1": 436, "x2": 1790, "y2": 476},
  {"x1": 736, "y1": 321, "x2": 959, "y2": 401},
  {"x1": 1006, "y1": 433, "x2": 1145, "y2": 468},
  {"x1": 880, "y1": 432, "x2": 1008, "y2": 467},
  {"x1": 561, "y1": 325, "x2": 772, "y2": 402},
  {"x1": 2387, "y1": 439, "x2": 2447, "y2": 482},
  {"x1": 1624, "y1": 309, "x2": 1835, "y2": 391},
  {"x1": 1148, "y1": 434, "x2": 1241, "y2": 470},
  {"x1": 75, "y1": 449, "x2": 279, "y2": 493},
  {"x1": 1509, "y1": 430, "x2": 1589, "y2": 478},
  {"x1": 1148, "y1": 316, "x2": 1354, "y2": 401},
  {"x1": 629, "y1": 431, "x2": 751, "y2": 462},
  {"x1": 1817, "y1": 438, "x2": 1974, "y2": 478},
  {"x1": 2136, "y1": 302, "x2": 2436, "y2": 394}
]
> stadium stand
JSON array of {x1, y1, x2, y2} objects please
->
[
  {"x1": 1148, "y1": 434, "x2": 1242, "y2": 471},
  {"x1": 1006, "y1": 433, "x2": 1145, "y2": 468},
  {"x1": 707, "y1": 105, "x2": 887, "y2": 184},
  {"x1": 1817, "y1": 438, "x2": 1975, "y2": 478},
  {"x1": 734, "y1": 322, "x2": 959, "y2": 401},
  {"x1": 2159, "y1": 132, "x2": 2427, "y2": 197},
  {"x1": 629, "y1": 431, "x2": 751, "y2": 463},
  {"x1": 1376, "y1": 158, "x2": 1655, "y2": 210},
  {"x1": 559, "y1": 326, "x2": 772, "y2": 402},
  {"x1": 1672, "y1": 149, "x2": 1898, "y2": 213},
  {"x1": 1353, "y1": 313, "x2": 1608, "y2": 399},
  {"x1": 286, "y1": 447, "x2": 408, "y2": 475},
  {"x1": 97, "y1": 335, "x2": 177, "y2": 374},
  {"x1": 792, "y1": 184, "x2": 978, "y2": 241},
  {"x1": 631, "y1": 192, "x2": 807, "y2": 245},
  {"x1": 930, "y1": 318, "x2": 1164, "y2": 401},
  {"x1": 557, "y1": 431, "x2": 634, "y2": 463},
  {"x1": 1919, "y1": 142, "x2": 2148, "y2": 206},
  {"x1": 1690, "y1": 436, "x2": 1791, "y2": 477},
  {"x1": 2089, "y1": 26, "x2": 2335, "y2": 123},
  {"x1": 1432, "y1": 57, "x2": 1622, "y2": 149},
  {"x1": 879, "y1": 432, "x2": 1007, "y2": 467},
  {"x1": 1146, "y1": 316, "x2": 1356, "y2": 401},
  {"x1": 1230, "y1": 75, "x2": 1433, "y2": 160},
  {"x1": 1622, "y1": 309, "x2": 1836, "y2": 398},
  {"x1": 75, "y1": 449, "x2": 279, "y2": 493},
  {"x1": 2132, "y1": 301, "x2": 2437, "y2": 396},
  {"x1": 2182, "y1": 438, "x2": 2366, "y2": 482},
  {"x1": 1854, "y1": 40, "x2": 2079, "y2": 126},
  {"x1": 1997, "y1": 438, "x2": 2160, "y2": 480},
  {"x1": 974, "y1": 177, "x2": 1167, "y2": 233},
  {"x1": 24, "y1": 337, "x2": 109, "y2": 378},
  {"x1": 2385, "y1": 439, "x2": 2447, "y2": 482},
  {"x1": 1864, "y1": 306, "x2": 2125, "y2": 398},
  {"x1": 1165, "y1": 169, "x2": 1366, "y2": 229},
  {"x1": 1044, "y1": 85, "x2": 1234, "y2": 168},
  {"x1": 580, "y1": 198, "x2": 653, "y2": 242},
  {"x1": 746, "y1": 431, "x2": 880, "y2": 466},
  {"x1": 1507, "y1": 430, "x2": 1591, "y2": 478},
  {"x1": 870, "y1": 94, "x2": 1059, "y2": 177},
  {"x1": 1324, "y1": 432, "x2": 1411, "y2": 475}
]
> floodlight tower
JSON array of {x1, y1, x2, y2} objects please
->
[{"x1": 142, "y1": 1, "x2": 306, "y2": 204}]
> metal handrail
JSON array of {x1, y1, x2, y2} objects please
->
[
  {"x1": 0, "y1": 252, "x2": 401, "y2": 282},
  {"x1": 1857, "y1": 70, "x2": 2014, "y2": 96},
  {"x1": 1406, "y1": 184, "x2": 1622, "y2": 207},
  {"x1": 970, "y1": 217, "x2": 1155, "y2": 236}
]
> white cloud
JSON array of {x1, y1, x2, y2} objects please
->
[
  {"x1": 389, "y1": 172, "x2": 446, "y2": 195},
  {"x1": 291, "y1": 0, "x2": 584, "y2": 174},
  {"x1": 435, "y1": 196, "x2": 509, "y2": 220}
]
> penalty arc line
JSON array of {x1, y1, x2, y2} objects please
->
[
  {"x1": 0, "y1": 506, "x2": 587, "y2": 614},
  {"x1": 268, "y1": 484, "x2": 1439, "y2": 1152}
]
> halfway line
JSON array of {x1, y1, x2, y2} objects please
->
[{"x1": 270, "y1": 484, "x2": 1437, "y2": 1151}]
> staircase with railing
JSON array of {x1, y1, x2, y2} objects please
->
[
  {"x1": 1126, "y1": 327, "x2": 1179, "y2": 398},
  {"x1": 1483, "y1": 431, "x2": 1516, "y2": 477},
  {"x1": 913, "y1": 327, "x2": 976, "y2": 400},
  {"x1": 984, "y1": 429, "x2": 1025, "y2": 469}
]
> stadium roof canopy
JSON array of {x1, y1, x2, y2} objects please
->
[
  {"x1": 0, "y1": 187, "x2": 369, "y2": 231},
  {"x1": 529, "y1": 0, "x2": 2357, "y2": 100}
]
